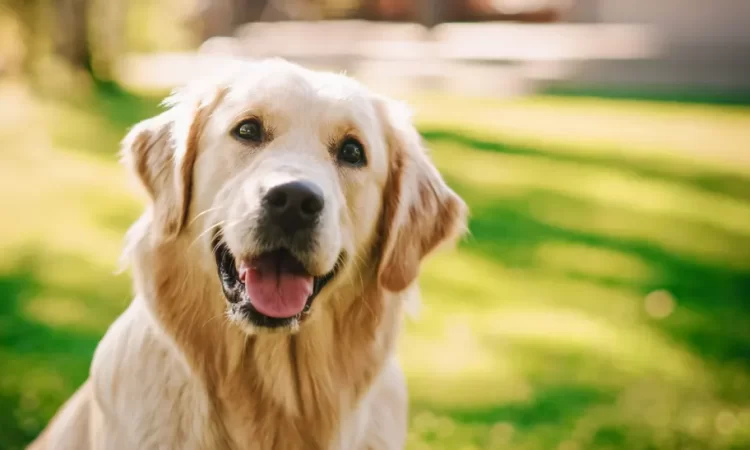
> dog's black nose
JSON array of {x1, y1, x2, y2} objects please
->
[{"x1": 264, "y1": 181, "x2": 324, "y2": 234}]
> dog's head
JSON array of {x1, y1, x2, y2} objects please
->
[{"x1": 122, "y1": 59, "x2": 467, "y2": 334}]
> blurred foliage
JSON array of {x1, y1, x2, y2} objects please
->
[
  {"x1": 125, "y1": 0, "x2": 200, "y2": 53},
  {"x1": 0, "y1": 0, "x2": 196, "y2": 86},
  {"x1": 0, "y1": 80, "x2": 749, "y2": 450}
]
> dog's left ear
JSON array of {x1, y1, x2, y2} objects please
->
[{"x1": 376, "y1": 98, "x2": 468, "y2": 292}]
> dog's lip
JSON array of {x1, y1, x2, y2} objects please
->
[{"x1": 210, "y1": 231, "x2": 343, "y2": 325}]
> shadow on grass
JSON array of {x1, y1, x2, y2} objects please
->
[
  {"x1": 409, "y1": 384, "x2": 613, "y2": 448},
  {"x1": 422, "y1": 127, "x2": 750, "y2": 375},
  {"x1": 433, "y1": 384, "x2": 611, "y2": 428},
  {"x1": 407, "y1": 330, "x2": 749, "y2": 449},
  {"x1": 414, "y1": 127, "x2": 750, "y2": 449},
  {"x1": 422, "y1": 130, "x2": 750, "y2": 201},
  {"x1": 461, "y1": 184, "x2": 750, "y2": 364}
]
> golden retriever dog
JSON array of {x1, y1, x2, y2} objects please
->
[{"x1": 28, "y1": 58, "x2": 467, "y2": 450}]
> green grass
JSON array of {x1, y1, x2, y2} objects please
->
[{"x1": 1, "y1": 82, "x2": 749, "y2": 450}]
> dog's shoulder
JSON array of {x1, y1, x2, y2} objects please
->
[{"x1": 89, "y1": 297, "x2": 225, "y2": 449}]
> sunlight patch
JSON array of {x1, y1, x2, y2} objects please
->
[
  {"x1": 431, "y1": 144, "x2": 750, "y2": 242},
  {"x1": 534, "y1": 241, "x2": 658, "y2": 284},
  {"x1": 419, "y1": 249, "x2": 647, "y2": 324},
  {"x1": 715, "y1": 410, "x2": 739, "y2": 435},
  {"x1": 414, "y1": 93, "x2": 750, "y2": 175},
  {"x1": 644, "y1": 290, "x2": 676, "y2": 319},
  {"x1": 487, "y1": 308, "x2": 616, "y2": 345},
  {"x1": 23, "y1": 296, "x2": 101, "y2": 333},
  {"x1": 401, "y1": 315, "x2": 495, "y2": 377},
  {"x1": 528, "y1": 198, "x2": 750, "y2": 271},
  {"x1": 480, "y1": 307, "x2": 710, "y2": 385}
]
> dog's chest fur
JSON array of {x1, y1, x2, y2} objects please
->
[
  {"x1": 92, "y1": 297, "x2": 401, "y2": 450},
  {"x1": 90, "y1": 239, "x2": 404, "y2": 449}
]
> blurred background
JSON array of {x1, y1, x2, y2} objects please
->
[{"x1": 1, "y1": 1, "x2": 750, "y2": 449}]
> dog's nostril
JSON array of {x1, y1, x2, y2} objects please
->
[
  {"x1": 301, "y1": 196, "x2": 323, "y2": 216},
  {"x1": 267, "y1": 189, "x2": 288, "y2": 210}
]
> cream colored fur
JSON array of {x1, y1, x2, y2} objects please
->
[{"x1": 28, "y1": 59, "x2": 467, "y2": 450}]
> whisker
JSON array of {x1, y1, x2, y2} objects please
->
[
  {"x1": 222, "y1": 217, "x2": 246, "y2": 232},
  {"x1": 188, "y1": 206, "x2": 224, "y2": 226},
  {"x1": 190, "y1": 221, "x2": 226, "y2": 249},
  {"x1": 211, "y1": 230, "x2": 229, "y2": 254}
]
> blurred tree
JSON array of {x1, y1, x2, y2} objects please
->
[
  {"x1": 53, "y1": 0, "x2": 93, "y2": 73},
  {"x1": 455, "y1": 0, "x2": 564, "y2": 22},
  {"x1": 189, "y1": 0, "x2": 271, "y2": 41},
  {"x1": 360, "y1": 0, "x2": 416, "y2": 22},
  {"x1": 189, "y1": 0, "x2": 337, "y2": 40},
  {"x1": 358, "y1": 0, "x2": 565, "y2": 24},
  {"x1": 0, "y1": 0, "x2": 41, "y2": 75},
  {"x1": 89, "y1": 0, "x2": 126, "y2": 83},
  {"x1": 419, "y1": 0, "x2": 445, "y2": 26},
  {"x1": 0, "y1": 0, "x2": 127, "y2": 86},
  {"x1": 357, "y1": 0, "x2": 468, "y2": 27}
]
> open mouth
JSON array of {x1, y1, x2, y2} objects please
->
[{"x1": 212, "y1": 233, "x2": 341, "y2": 329}]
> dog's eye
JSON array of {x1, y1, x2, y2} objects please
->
[
  {"x1": 232, "y1": 119, "x2": 263, "y2": 143},
  {"x1": 337, "y1": 138, "x2": 366, "y2": 167}
]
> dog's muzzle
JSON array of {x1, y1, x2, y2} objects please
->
[{"x1": 211, "y1": 180, "x2": 342, "y2": 329}]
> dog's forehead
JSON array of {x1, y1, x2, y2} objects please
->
[{"x1": 218, "y1": 62, "x2": 379, "y2": 130}]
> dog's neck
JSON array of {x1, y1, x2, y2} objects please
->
[{"x1": 128, "y1": 222, "x2": 403, "y2": 449}]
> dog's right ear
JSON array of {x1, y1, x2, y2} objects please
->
[
  {"x1": 120, "y1": 85, "x2": 224, "y2": 240},
  {"x1": 120, "y1": 110, "x2": 187, "y2": 240}
]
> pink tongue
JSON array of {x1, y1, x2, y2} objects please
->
[{"x1": 240, "y1": 256, "x2": 313, "y2": 319}]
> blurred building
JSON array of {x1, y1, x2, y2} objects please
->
[
  {"x1": 132, "y1": 0, "x2": 750, "y2": 97},
  {"x1": 561, "y1": 0, "x2": 750, "y2": 94},
  {"x1": 359, "y1": 0, "x2": 567, "y2": 24},
  {"x1": 357, "y1": 0, "x2": 750, "y2": 94}
]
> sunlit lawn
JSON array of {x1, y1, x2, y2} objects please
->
[{"x1": 1, "y1": 82, "x2": 749, "y2": 450}]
